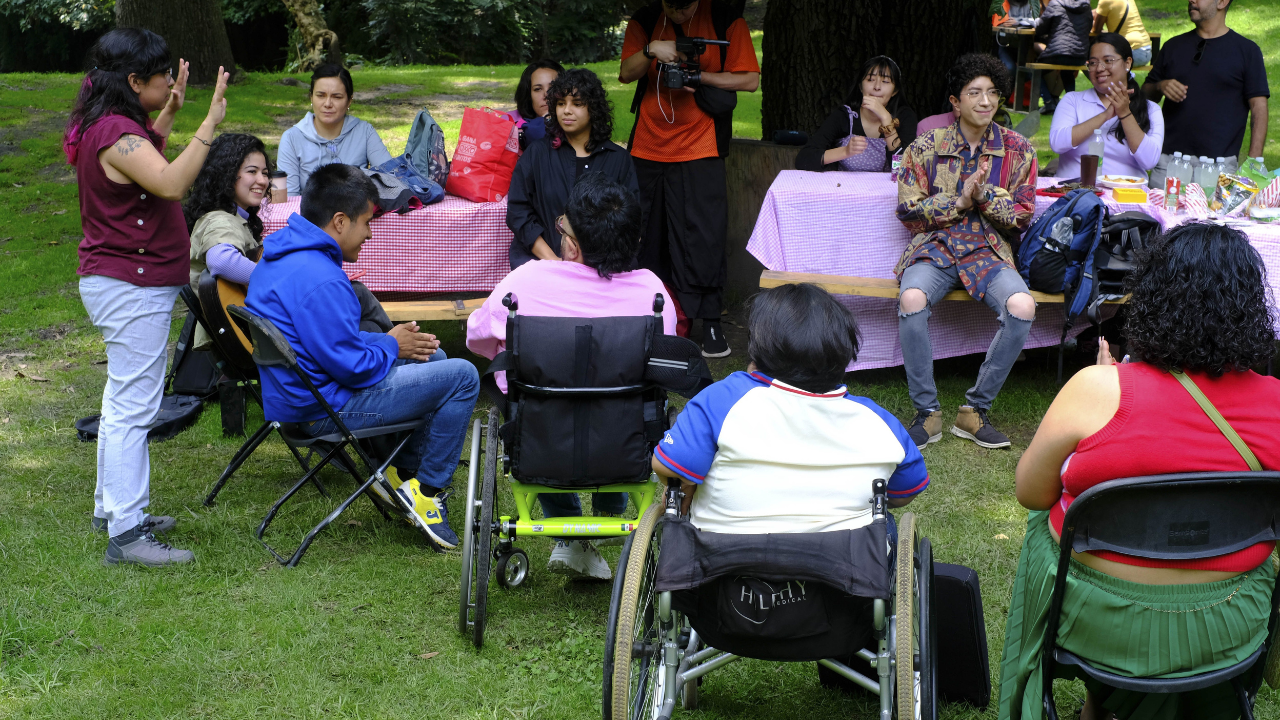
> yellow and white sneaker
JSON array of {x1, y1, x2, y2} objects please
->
[{"x1": 396, "y1": 478, "x2": 458, "y2": 549}]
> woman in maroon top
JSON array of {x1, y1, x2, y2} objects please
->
[
  {"x1": 999, "y1": 222, "x2": 1280, "y2": 720},
  {"x1": 65, "y1": 28, "x2": 228, "y2": 567}
]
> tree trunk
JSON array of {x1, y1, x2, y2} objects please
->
[
  {"x1": 761, "y1": 0, "x2": 992, "y2": 140},
  {"x1": 280, "y1": 0, "x2": 341, "y2": 71},
  {"x1": 115, "y1": 0, "x2": 236, "y2": 85}
]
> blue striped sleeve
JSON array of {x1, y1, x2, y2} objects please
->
[{"x1": 655, "y1": 372, "x2": 762, "y2": 484}]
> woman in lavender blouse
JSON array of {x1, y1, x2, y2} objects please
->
[
  {"x1": 795, "y1": 56, "x2": 918, "y2": 173},
  {"x1": 1048, "y1": 33, "x2": 1163, "y2": 180}
]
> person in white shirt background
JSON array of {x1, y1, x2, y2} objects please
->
[{"x1": 1048, "y1": 33, "x2": 1163, "y2": 180}]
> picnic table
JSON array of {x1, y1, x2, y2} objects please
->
[
  {"x1": 260, "y1": 196, "x2": 512, "y2": 294},
  {"x1": 746, "y1": 170, "x2": 1280, "y2": 371}
]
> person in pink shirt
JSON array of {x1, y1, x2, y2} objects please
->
[
  {"x1": 1048, "y1": 34, "x2": 1164, "y2": 181},
  {"x1": 467, "y1": 173, "x2": 674, "y2": 580}
]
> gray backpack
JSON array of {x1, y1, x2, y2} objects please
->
[{"x1": 404, "y1": 107, "x2": 450, "y2": 186}]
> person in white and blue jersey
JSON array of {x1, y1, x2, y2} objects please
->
[{"x1": 651, "y1": 283, "x2": 930, "y2": 536}]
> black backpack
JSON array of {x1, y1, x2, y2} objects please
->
[
  {"x1": 167, "y1": 310, "x2": 221, "y2": 397},
  {"x1": 1085, "y1": 211, "x2": 1160, "y2": 325},
  {"x1": 627, "y1": 1, "x2": 741, "y2": 157}
]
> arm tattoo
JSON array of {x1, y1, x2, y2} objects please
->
[{"x1": 116, "y1": 135, "x2": 144, "y2": 156}]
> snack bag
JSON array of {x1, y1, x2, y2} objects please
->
[
  {"x1": 1209, "y1": 173, "x2": 1259, "y2": 216},
  {"x1": 1183, "y1": 182, "x2": 1210, "y2": 218}
]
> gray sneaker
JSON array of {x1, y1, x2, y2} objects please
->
[
  {"x1": 92, "y1": 514, "x2": 176, "y2": 535},
  {"x1": 592, "y1": 511, "x2": 628, "y2": 547},
  {"x1": 104, "y1": 525, "x2": 194, "y2": 567}
]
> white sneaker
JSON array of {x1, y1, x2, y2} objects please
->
[{"x1": 546, "y1": 540, "x2": 612, "y2": 580}]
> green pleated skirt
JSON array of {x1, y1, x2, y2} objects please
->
[{"x1": 997, "y1": 510, "x2": 1276, "y2": 720}]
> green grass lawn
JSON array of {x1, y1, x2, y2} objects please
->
[{"x1": 2, "y1": 16, "x2": 1280, "y2": 717}]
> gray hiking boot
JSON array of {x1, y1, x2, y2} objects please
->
[
  {"x1": 92, "y1": 514, "x2": 176, "y2": 535},
  {"x1": 104, "y1": 525, "x2": 194, "y2": 567}
]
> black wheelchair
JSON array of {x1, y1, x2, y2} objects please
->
[
  {"x1": 604, "y1": 478, "x2": 938, "y2": 720},
  {"x1": 459, "y1": 292, "x2": 710, "y2": 648}
]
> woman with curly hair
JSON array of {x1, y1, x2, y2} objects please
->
[
  {"x1": 185, "y1": 134, "x2": 391, "y2": 341},
  {"x1": 998, "y1": 222, "x2": 1280, "y2": 720},
  {"x1": 505, "y1": 67, "x2": 638, "y2": 269}
]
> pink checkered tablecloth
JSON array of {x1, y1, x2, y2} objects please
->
[
  {"x1": 747, "y1": 171, "x2": 1280, "y2": 371},
  {"x1": 261, "y1": 195, "x2": 512, "y2": 293}
]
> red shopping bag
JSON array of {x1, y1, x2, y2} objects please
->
[{"x1": 445, "y1": 107, "x2": 519, "y2": 203}]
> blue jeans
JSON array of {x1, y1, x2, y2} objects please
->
[
  {"x1": 301, "y1": 351, "x2": 480, "y2": 490},
  {"x1": 898, "y1": 263, "x2": 1034, "y2": 412},
  {"x1": 538, "y1": 491, "x2": 629, "y2": 522},
  {"x1": 1131, "y1": 45, "x2": 1152, "y2": 67}
]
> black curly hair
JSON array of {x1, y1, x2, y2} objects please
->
[
  {"x1": 545, "y1": 68, "x2": 613, "y2": 154},
  {"x1": 947, "y1": 52, "x2": 1011, "y2": 101},
  {"x1": 563, "y1": 172, "x2": 640, "y2": 280},
  {"x1": 1124, "y1": 221, "x2": 1277, "y2": 377},
  {"x1": 183, "y1": 133, "x2": 273, "y2": 242}
]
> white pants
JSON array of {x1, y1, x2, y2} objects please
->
[{"x1": 79, "y1": 275, "x2": 180, "y2": 537}]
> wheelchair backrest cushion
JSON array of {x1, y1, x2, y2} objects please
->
[
  {"x1": 654, "y1": 371, "x2": 929, "y2": 533},
  {"x1": 507, "y1": 314, "x2": 659, "y2": 485}
]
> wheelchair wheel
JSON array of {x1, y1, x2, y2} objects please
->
[
  {"x1": 608, "y1": 501, "x2": 665, "y2": 720},
  {"x1": 602, "y1": 529, "x2": 635, "y2": 720},
  {"x1": 460, "y1": 408, "x2": 499, "y2": 648},
  {"x1": 496, "y1": 548, "x2": 529, "y2": 589},
  {"x1": 894, "y1": 512, "x2": 937, "y2": 720},
  {"x1": 458, "y1": 418, "x2": 483, "y2": 635}
]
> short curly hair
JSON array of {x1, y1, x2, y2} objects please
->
[
  {"x1": 183, "y1": 133, "x2": 272, "y2": 242},
  {"x1": 947, "y1": 52, "x2": 1011, "y2": 100},
  {"x1": 1124, "y1": 221, "x2": 1277, "y2": 377},
  {"x1": 545, "y1": 68, "x2": 613, "y2": 154}
]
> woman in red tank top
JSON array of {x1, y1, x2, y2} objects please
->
[{"x1": 998, "y1": 222, "x2": 1280, "y2": 720}]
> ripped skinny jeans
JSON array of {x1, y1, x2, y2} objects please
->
[{"x1": 898, "y1": 262, "x2": 1034, "y2": 412}]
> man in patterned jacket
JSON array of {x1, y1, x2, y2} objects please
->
[{"x1": 895, "y1": 53, "x2": 1038, "y2": 451}]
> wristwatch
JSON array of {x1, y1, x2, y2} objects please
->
[
  {"x1": 979, "y1": 186, "x2": 995, "y2": 205},
  {"x1": 643, "y1": 44, "x2": 655, "y2": 60}
]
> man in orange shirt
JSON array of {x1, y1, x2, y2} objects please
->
[{"x1": 620, "y1": 0, "x2": 759, "y2": 358}]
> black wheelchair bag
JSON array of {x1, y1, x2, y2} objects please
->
[
  {"x1": 934, "y1": 562, "x2": 992, "y2": 708},
  {"x1": 656, "y1": 516, "x2": 889, "y2": 662}
]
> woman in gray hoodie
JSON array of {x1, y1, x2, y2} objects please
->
[{"x1": 277, "y1": 64, "x2": 392, "y2": 197}]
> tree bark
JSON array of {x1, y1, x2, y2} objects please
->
[
  {"x1": 115, "y1": 0, "x2": 236, "y2": 85},
  {"x1": 761, "y1": 0, "x2": 993, "y2": 140},
  {"x1": 280, "y1": 0, "x2": 341, "y2": 71}
]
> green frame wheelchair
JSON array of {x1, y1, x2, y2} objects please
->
[{"x1": 458, "y1": 292, "x2": 707, "y2": 649}]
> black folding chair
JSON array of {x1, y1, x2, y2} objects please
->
[
  {"x1": 227, "y1": 304, "x2": 439, "y2": 566},
  {"x1": 1043, "y1": 471, "x2": 1280, "y2": 720},
  {"x1": 187, "y1": 272, "x2": 325, "y2": 506}
]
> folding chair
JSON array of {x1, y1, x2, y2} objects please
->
[
  {"x1": 1043, "y1": 471, "x2": 1280, "y2": 720},
  {"x1": 188, "y1": 271, "x2": 323, "y2": 506},
  {"x1": 227, "y1": 304, "x2": 440, "y2": 566}
]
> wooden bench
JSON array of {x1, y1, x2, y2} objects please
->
[
  {"x1": 381, "y1": 297, "x2": 485, "y2": 322},
  {"x1": 759, "y1": 270, "x2": 1128, "y2": 381}
]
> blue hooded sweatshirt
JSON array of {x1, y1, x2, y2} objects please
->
[{"x1": 245, "y1": 213, "x2": 399, "y2": 422}]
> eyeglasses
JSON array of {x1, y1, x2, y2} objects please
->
[
  {"x1": 963, "y1": 89, "x2": 1003, "y2": 101},
  {"x1": 1085, "y1": 56, "x2": 1123, "y2": 69},
  {"x1": 1193, "y1": 38, "x2": 1207, "y2": 65},
  {"x1": 555, "y1": 215, "x2": 575, "y2": 241}
]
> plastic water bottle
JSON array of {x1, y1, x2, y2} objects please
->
[
  {"x1": 1241, "y1": 157, "x2": 1270, "y2": 187},
  {"x1": 1199, "y1": 156, "x2": 1214, "y2": 187},
  {"x1": 1214, "y1": 156, "x2": 1228, "y2": 186}
]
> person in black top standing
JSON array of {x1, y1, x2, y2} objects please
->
[
  {"x1": 796, "y1": 56, "x2": 918, "y2": 173},
  {"x1": 505, "y1": 68, "x2": 638, "y2": 269},
  {"x1": 1142, "y1": 0, "x2": 1269, "y2": 189}
]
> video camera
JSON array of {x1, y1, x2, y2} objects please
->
[{"x1": 658, "y1": 36, "x2": 729, "y2": 89}]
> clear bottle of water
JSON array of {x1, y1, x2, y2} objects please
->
[{"x1": 1197, "y1": 156, "x2": 1213, "y2": 189}]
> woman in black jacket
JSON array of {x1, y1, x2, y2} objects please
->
[
  {"x1": 795, "y1": 56, "x2": 918, "y2": 173},
  {"x1": 506, "y1": 68, "x2": 639, "y2": 268}
]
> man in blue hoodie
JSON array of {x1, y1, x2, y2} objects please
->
[{"x1": 246, "y1": 163, "x2": 478, "y2": 549}]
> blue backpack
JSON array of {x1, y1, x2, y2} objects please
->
[
  {"x1": 373, "y1": 154, "x2": 444, "y2": 206},
  {"x1": 404, "y1": 107, "x2": 450, "y2": 186},
  {"x1": 1016, "y1": 188, "x2": 1110, "y2": 337}
]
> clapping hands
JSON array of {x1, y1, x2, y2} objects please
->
[{"x1": 956, "y1": 156, "x2": 991, "y2": 211}]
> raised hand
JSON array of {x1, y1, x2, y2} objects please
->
[
  {"x1": 164, "y1": 59, "x2": 190, "y2": 115},
  {"x1": 957, "y1": 156, "x2": 991, "y2": 211},
  {"x1": 1107, "y1": 80, "x2": 1132, "y2": 118},
  {"x1": 861, "y1": 95, "x2": 889, "y2": 124},
  {"x1": 206, "y1": 66, "x2": 229, "y2": 127}
]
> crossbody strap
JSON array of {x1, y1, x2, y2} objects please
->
[{"x1": 1172, "y1": 370, "x2": 1262, "y2": 471}]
